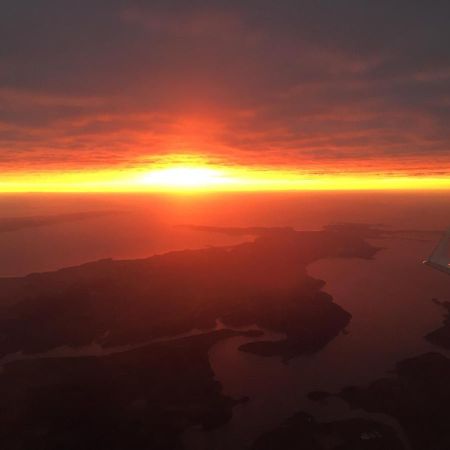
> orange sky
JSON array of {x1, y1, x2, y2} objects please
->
[{"x1": 1, "y1": 2, "x2": 449, "y2": 191}]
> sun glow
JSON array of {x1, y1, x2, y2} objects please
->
[
  {"x1": 1, "y1": 157, "x2": 450, "y2": 193},
  {"x1": 138, "y1": 167, "x2": 233, "y2": 188}
]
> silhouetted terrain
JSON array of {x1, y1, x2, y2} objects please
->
[
  {"x1": 0, "y1": 226, "x2": 378, "y2": 360},
  {"x1": 0, "y1": 217, "x2": 449, "y2": 450},
  {"x1": 314, "y1": 352, "x2": 450, "y2": 450},
  {"x1": 177, "y1": 225, "x2": 294, "y2": 236},
  {"x1": 252, "y1": 412, "x2": 403, "y2": 450},
  {"x1": 234, "y1": 227, "x2": 450, "y2": 450},
  {"x1": 0, "y1": 225, "x2": 381, "y2": 449},
  {"x1": 260, "y1": 351, "x2": 450, "y2": 450},
  {"x1": 288, "y1": 301, "x2": 450, "y2": 450},
  {"x1": 425, "y1": 299, "x2": 450, "y2": 349},
  {"x1": 0, "y1": 329, "x2": 258, "y2": 450}
]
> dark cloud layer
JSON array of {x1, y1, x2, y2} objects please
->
[{"x1": 1, "y1": 0, "x2": 449, "y2": 174}]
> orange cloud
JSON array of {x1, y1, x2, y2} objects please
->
[{"x1": 0, "y1": 1, "x2": 449, "y2": 190}]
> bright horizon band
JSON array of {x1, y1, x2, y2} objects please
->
[{"x1": 1, "y1": 164, "x2": 450, "y2": 192}]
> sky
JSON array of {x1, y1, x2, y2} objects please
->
[{"x1": 1, "y1": 0, "x2": 450, "y2": 191}]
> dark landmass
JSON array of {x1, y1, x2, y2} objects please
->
[
  {"x1": 425, "y1": 299, "x2": 450, "y2": 349},
  {"x1": 310, "y1": 352, "x2": 450, "y2": 450},
  {"x1": 0, "y1": 329, "x2": 254, "y2": 450},
  {"x1": 183, "y1": 222, "x2": 442, "y2": 242},
  {"x1": 0, "y1": 224, "x2": 382, "y2": 449},
  {"x1": 306, "y1": 390, "x2": 330, "y2": 402},
  {"x1": 323, "y1": 223, "x2": 387, "y2": 239},
  {"x1": 0, "y1": 226, "x2": 378, "y2": 360},
  {"x1": 324, "y1": 223, "x2": 444, "y2": 242},
  {"x1": 251, "y1": 411, "x2": 404, "y2": 450},
  {"x1": 0, "y1": 211, "x2": 120, "y2": 233},
  {"x1": 177, "y1": 224, "x2": 294, "y2": 236},
  {"x1": 238, "y1": 290, "x2": 350, "y2": 361},
  {"x1": 183, "y1": 222, "x2": 387, "y2": 239}
]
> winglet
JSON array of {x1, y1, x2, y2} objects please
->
[{"x1": 424, "y1": 228, "x2": 450, "y2": 275}]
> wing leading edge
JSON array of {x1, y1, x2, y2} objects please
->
[{"x1": 424, "y1": 228, "x2": 450, "y2": 275}]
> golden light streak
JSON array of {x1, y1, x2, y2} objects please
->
[{"x1": 1, "y1": 163, "x2": 449, "y2": 193}]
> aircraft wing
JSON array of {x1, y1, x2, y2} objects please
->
[{"x1": 424, "y1": 228, "x2": 450, "y2": 275}]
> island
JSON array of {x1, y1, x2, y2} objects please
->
[{"x1": 0, "y1": 225, "x2": 379, "y2": 360}]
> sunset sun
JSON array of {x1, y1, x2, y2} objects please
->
[{"x1": 139, "y1": 166, "x2": 233, "y2": 189}]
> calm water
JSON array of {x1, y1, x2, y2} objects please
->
[
  {"x1": 0, "y1": 191, "x2": 449, "y2": 277},
  {"x1": 1, "y1": 191, "x2": 449, "y2": 449},
  {"x1": 186, "y1": 236, "x2": 449, "y2": 449}
]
